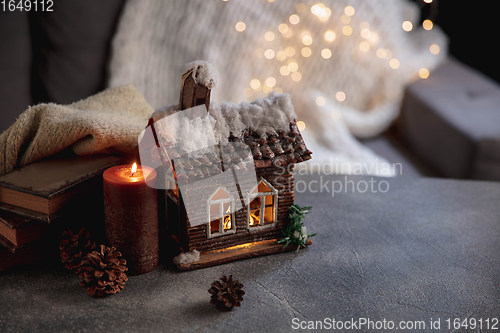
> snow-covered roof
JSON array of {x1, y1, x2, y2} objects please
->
[
  {"x1": 147, "y1": 61, "x2": 311, "y2": 178},
  {"x1": 152, "y1": 93, "x2": 297, "y2": 147}
]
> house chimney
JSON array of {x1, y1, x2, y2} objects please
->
[{"x1": 179, "y1": 61, "x2": 217, "y2": 112}]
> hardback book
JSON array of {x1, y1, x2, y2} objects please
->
[
  {"x1": 0, "y1": 202, "x2": 57, "y2": 223},
  {"x1": 0, "y1": 238, "x2": 56, "y2": 272},
  {"x1": 0, "y1": 153, "x2": 122, "y2": 220},
  {"x1": 0, "y1": 211, "x2": 48, "y2": 248}
]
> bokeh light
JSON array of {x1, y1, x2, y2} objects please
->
[
  {"x1": 264, "y1": 31, "x2": 275, "y2": 41},
  {"x1": 316, "y1": 96, "x2": 326, "y2": 106},
  {"x1": 235, "y1": 22, "x2": 246, "y2": 32},
  {"x1": 297, "y1": 121, "x2": 306, "y2": 131},
  {"x1": 359, "y1": 41, "x2": 370, "y2": 52},
  {"x1": 296, "y1": 3, "x2": 306, "y2": 12},
  {"x1": 288, "y1": 61, "x2": 299, "y2": 72},
  {"x1": 264, "y1": 49, "x2": 275, "y2": 59},
  {"x1": 419, "y1": 68, "x2": 430, "y2": 79},
  {"x1": 276, "y1": 50, "x2": 287, "y2": 61},
  {"x1": 422, "y1": 19, "x2": 433, "y2": 30},
  {"x1": 342, "y1": 26, "x2": 353, "y2": 36},
  {"x1": 289, "y1": 14, "x2": 300, "y2": 25},
  {"x1": 376, "y1": 48, "x2": 387, "y2": 58},
  {"x1": 389, "y1": 58, "x2": 400, "y2": 69},
  {"x1": 291, "y1": 71, "x2": 302, "y2": 82},
  {"x1": 360, "y1": 28, "x2": 371, "y2": 39},
  {"x1": 430, "y1": 44, "x2": 440, "y2": 55},
  {"x1": 266, "y1": 76, "x2": 277, "y2": 87},
  {"x1": 324, "y1": 30, "x2": 336, "y2": 42},
  {"x1": 301, "y1": 47, "x2": 312, "y2": 57},
  {"x1": 280, "y1": 65, "x2": 290, "y2": 76},
  {"x1": 402, "y1": 21, "x2": 413, "y2": 32},
  {"x1": 250, "y1": 79, "x2": 261, "y2": 90},
  {"x1": 302, "y1": 35, "x2": 313, "y2": 45},
  {"x1": 321, "y1": 48, "x2": 332, "y2": 59},
  {"x1": 344, "y1": 6, "x2": 355, "y2": 16},
  {"x1": 341, "y1": 14, "x2": 351, "y2": 24},
  {"x1": 285, "y1": 46, "x2": 295, "y2": 57},
  {"x1": 278, "y1": 23, "x2": 289, "y2": 33}
]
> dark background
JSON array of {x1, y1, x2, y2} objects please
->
[
  {"x1": 0, "y1": 0, "x2": 125, "y2": 133},
  {"x1": 414, "y1": 0, "x2": 499, "y2": 84}
]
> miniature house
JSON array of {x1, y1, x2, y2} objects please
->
[
  {"x1": 145, "y1": 62, "x2": 312, "y2": 270},
  {"x1": 162, "y1": 105, "x2": 311, "y2": 269}
]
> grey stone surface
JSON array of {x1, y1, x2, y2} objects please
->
[{"x1": 1, "y1": 175, "x2": 499, "y2": 332}]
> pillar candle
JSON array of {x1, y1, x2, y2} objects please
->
[{"x1": 103, "y1": 163, "x2": 159, "y2": 275}]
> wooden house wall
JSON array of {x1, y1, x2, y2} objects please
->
[{"x1": 184, "y1": 165, "x2": 296, "y2": 253}]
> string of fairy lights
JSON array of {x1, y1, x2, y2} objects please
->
[{"x1": 228, "y1": 0, "x2": 440, "y2": 132}]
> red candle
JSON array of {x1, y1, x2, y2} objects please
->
[{"x1": 103, "y1": 163, "x2": 159, "y2": 275}]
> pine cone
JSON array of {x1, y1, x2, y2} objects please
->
[
  {"x1": 208, "y1": 275, "x2": 245, "y2": 311},
  {"x1": 59, "y1": 228, "x2": 98, "y2": 273},
  {"x1": 78, "y1": 245, "x2": 128, "y2": 297}
]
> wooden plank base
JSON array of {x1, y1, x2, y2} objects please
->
[{"x1": 175, "y1": 238, "x2": 312, "y2": 271}]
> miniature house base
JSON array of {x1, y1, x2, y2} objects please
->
[
  {"x1": 175, "y1": 238, "x2": 312, "y2": 271},
  {"x1": 146, "y1": 66, "x2": 313, "y2": 270},
  {"x1": 165, "y1": 162, "x2": 312, "y2": 271}
]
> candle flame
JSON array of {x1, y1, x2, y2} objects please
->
[{"x1": 131, "y1": 163, "x2": 137, "y2": 176}]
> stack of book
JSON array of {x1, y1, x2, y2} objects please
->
[{"x1": 0, "y1": 153, "x2": 121, "y2": 271}]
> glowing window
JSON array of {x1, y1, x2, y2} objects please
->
[
  {"x1": 248, "y1": 180, "x2": 278, "y2": 229},
  {"x1": 207, "y1": 187, "x2": 235, "y2": 238}
]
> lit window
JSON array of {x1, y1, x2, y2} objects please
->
[
  {"x1": 247, "y1": 180, "x2": 278, "y2": 229},
  {"x1": 208, "y1": 187, "x2": 236, "y2": 238}
]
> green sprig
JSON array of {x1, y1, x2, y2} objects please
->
[{"x1": 278, "y1": 204, "x2": 316, "y2": 252}]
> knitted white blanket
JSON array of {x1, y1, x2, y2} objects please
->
[
  {"x1": 108, "y1": 0, "x2": 447, "y2": 176},
  {"x1": 0, "y1": 85, "x2": 153, "y2": 176}
]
